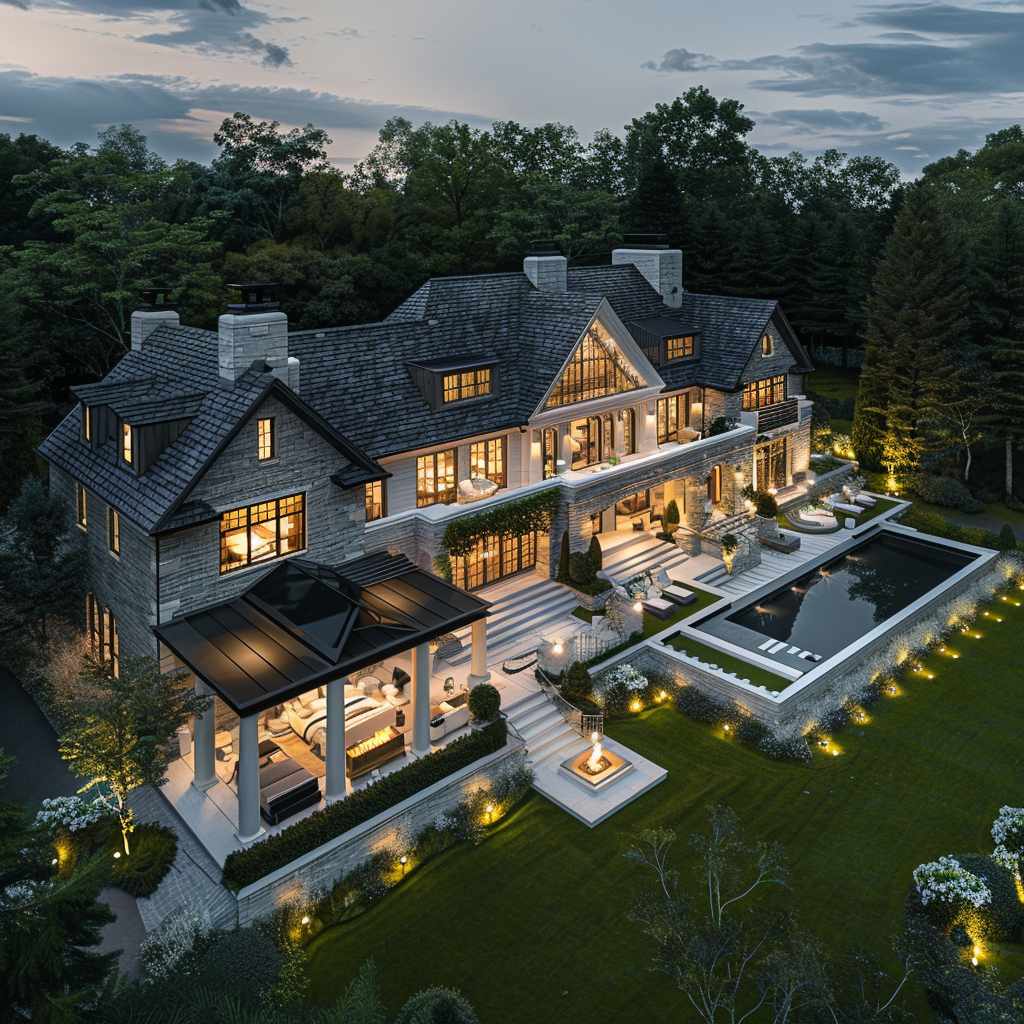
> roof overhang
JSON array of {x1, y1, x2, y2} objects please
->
[{"x1": 153, "y1": 552, "x2": 489, "y2": 716}]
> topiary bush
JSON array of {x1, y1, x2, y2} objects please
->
[
  {"x1": 997, "y1": 524, "x2": 1017, "y2": 551},
  {"x1": 587, "y1": 533, "x2": 603, "y2": 570},
  {"x1": 754, "y1": 491, "x2": 778, "y2": 518},
  {"x1": 664, "y1": 499, "x2": 680, "y2": 531},
  {"x1": 909, "y1": 473, "x2": 986, "y2": 513},
  {"x1": 954, "y1": 854, "x2": 1024, "y2": 943},
  {"x1": 556, "y1": 531, "x2": 570, "y2": 583},
  {"x1": 198, "y1": 929, "x2": 281, "y2": 995},
  {"x1": 110, "y1": 822, "x2": 178, "y2": 898},
  {"x1": 395, "y1": 987, "x2": 480, "y2": 1024},
  {"x1": 467, "y1": 683, "x2": 500, "y2": 722},
  {"x1": 561, "y1": 660, "x2": 593, "y2": 702},
  {"x1": 568, "y1": 550, "x2": 597, "y2": 586}
]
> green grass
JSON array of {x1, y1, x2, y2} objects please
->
[
  {"x1": 666, "y1": 632, "x2": 786, "y2": 690},
  {"x1": 572, "y1": 585, "x2": 722, "y2": 634},
  {"x1": 806, "y1": 365, "x2": 861, "y2": 401},
  {"x1": 305, "y1": 586, "x2": 1024, "y2": 1023}
]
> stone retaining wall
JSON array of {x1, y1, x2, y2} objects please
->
[{"x1": 234, "y1": 739, "x2": 525, "y2": 926}]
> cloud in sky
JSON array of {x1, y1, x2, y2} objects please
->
[
  {"x1": 646, "y1": 3, "x2": 1024, "y2": 97},
  {"x1": 756, "y1": 108, "x2": 890, "y2": 133}
]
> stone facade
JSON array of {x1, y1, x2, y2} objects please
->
[
  {"x1": 157, "y1": 395, "x2": 367, "y2": 630},
  {"x1": 234, "y1": 739, "x2": 525, "y2": 926}
]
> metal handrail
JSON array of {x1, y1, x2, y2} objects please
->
[{"x1": 536, "y1": 669, "x2": 605, "y2": 740}]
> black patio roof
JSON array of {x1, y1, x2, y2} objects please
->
[{"x1": 154, "y1": 552, "x2": 489, "y2": 716}]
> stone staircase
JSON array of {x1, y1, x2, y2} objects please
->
[
  {"x1": 506, "y1": 690, "x2": 590, "y2": 767},
  {"x1": 597, "y1": 532, "x2": 691, "y2": 585},
  {"x1": 697, "y1": 531, "x2": 843, "y2": 593},
  {"x1": 447, "y1": 576, "x2": 579, "y2": 666}
]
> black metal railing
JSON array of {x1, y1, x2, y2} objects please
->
[{"x1": 757, "y1": 399, "x2": 799, "y2": 432}]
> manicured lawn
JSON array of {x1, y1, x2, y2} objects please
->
[
  {"x1": 666, "y1": 632, "x2": 786, "y2": 691},
  {"x1": 304, "y1": 587, "x2": 1024, "y2": 1023},
  {"x1": 806, "y1": 365, "x2": 861, "y2": 400}
]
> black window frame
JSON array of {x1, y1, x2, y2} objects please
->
[
  {"x1": 219, "y1": 493, "x2": 307, "y2": 574},
  {"x1": 742, "y1": 375, "x2": 787, "y2": 411},
  {"x1": 365, "y1": 479, "x2": 386, "y2": 522},
  {"x1": 257, "y1": 417, "x2": 276, "y2": 461},
  {"x1": 416, "y1": 450, "x2": 458, "y2": 507},
  {"x1": 107, "y1": 507, "x2": 119, "y2": 555}
]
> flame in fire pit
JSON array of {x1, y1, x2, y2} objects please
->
[{"x1": 348, "y1": 726, "x2": 399, "y2": 758}]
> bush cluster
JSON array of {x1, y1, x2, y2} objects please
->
[
  {"x1": 111, "y1": 822, "x2": 178, "y2": 898},
  {"x1": 909, "y1": 472, "x2": 987, "y2": 514},
  {"x1": 754, "y1": 491, "x2": 779, "y2": 518},
  {"x1": 561, "y1": 660, "x2": 593, "y2": 703},
  {"x1": 897, "y1": 505, "x2": 1004, "y2": 550},
  {"x1": 467, "y1": 682, "x2": 500, "y2": 722},
  {"x1": 221, "y1": 720, "x2": 508, "y2": 891}
]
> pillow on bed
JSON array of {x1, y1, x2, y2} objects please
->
[
  {"x1": 297, "y1": 691, "x2": 317, "y2": 708},
  {"x1": 310, "y1": 697, "x2": 327, "y2": 711}
]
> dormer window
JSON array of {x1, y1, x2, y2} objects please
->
[
  {"x1": 762, "y1": 332, "x2": 775, "y2": 357},
  {"x1": 666, "y1": 334, "x2": 697, "y2": 361},
  {"x1": 121, "y1": 422, "x2": 133, "y2": 466},
  {"x1": 258, "y1": 418, "x2": 275, "y2": 460},
  {"x1": 443, "y1": 368, "x2": 491, "y2": 404},
  {"x1": 81, "y1": 403, "x2": 91, "y2": 443}
]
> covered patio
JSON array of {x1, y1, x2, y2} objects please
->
[{"x1": 156, "y1": 552, "x2": 491, "y2": 848}]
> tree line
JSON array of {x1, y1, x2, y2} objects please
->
[{"x1": 0, "y1": 85, "x2": 1018, "y2": 509}]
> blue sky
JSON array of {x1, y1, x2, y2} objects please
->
[{"x1": 0, "y1": 0, "x2": 1021, "y2": 173}]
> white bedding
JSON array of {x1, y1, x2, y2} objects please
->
[{"x1": 286, "y1": 695, "x2": 382, "y2": 743}]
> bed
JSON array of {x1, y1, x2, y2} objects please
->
[{"x1": 285, "y1": 694, "x2": 382, "y2": 744}]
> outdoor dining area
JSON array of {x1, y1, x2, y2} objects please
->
[{"x1": 156, "y1": 552, "x2": 491, "y2": 845}]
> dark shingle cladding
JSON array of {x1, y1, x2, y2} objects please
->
[
  {"x1": 40, "y1": 262, "x2": 812, "y2": 532},
  {"x1": 39, "y1": 328, "x2": 386, "y2": 536}
]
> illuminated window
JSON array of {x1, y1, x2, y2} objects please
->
[
  {"x1": 365, "y1": 480, "x2": 385, "y2": 522},
  {"x1": 546, "y1": 319, "x2": 644, "y2": 408},
  {"x1": 621, "y1": 409, "x2": 636, "y2": 455},
  {"x1": 742, "y1": 375, "x2": 786, "y2": 411},
  {"x1": 470, "y1": 438, "x2": 506, "y2": 487},
  {"x1": 257, "y1": 418, "x2": 275, "y2": 460},
  {"x1": 219, "y1": 493, "x2": 305, "y2": 573},
  {"x1": 657, "y1": 394, "x2": 691, "y2": 444},
  {"x1": 616, "y1": 490, "x2": 650, "y2": 516},
  {"x1": 761, "y1": 332, "x2": 775, "y2": 357},
  {"x1": 665, "y1": 334, "x2": 696, "y2": 361},
  {"x1": 77, "y1": 483, "x2": 87, "y2": 530},
  {"x1": 107, "y1": 508, "x2": 119, "y2": 555},
  {"x1": 416, "y1": 451, "x2": 457, "y2": 507},
  {"x1": 443, "y1": 368, "x2": 491, "y2": 404},
  {"x1": 542, "y1": 428, "x2": 559, "y2": 480},
  {"x1": 81, "y1": 404, "x2": 90, "y2": 443},
  {"x1": 86, "y1": 594, "x2": 118, "y2": 677},
  {"x1": 121, "y1": 422, "x2": 133, "y2": 466}
]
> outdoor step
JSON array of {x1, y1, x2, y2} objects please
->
[
  {"x1": 502, "y1": 691, "x2": 548, "y2": 718},
  {"x1": 519, "y1": 715, "x2": 571, "y2": 747},
  {"x1": 512, "y1": 702, "x2": 562, "y2": 732},
  {"x1": 528, "y1": 730, "x2": 589, "y2": 764}
]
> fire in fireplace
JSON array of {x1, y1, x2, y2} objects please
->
[{"x1": 346, "y1": 725, "x2": 405, "y2": 778}]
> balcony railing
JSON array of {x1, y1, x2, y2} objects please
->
[{"x1": 741, "y1": 398, "x2": 800, "y2": 433}]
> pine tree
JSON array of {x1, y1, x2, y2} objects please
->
[
  {"x1": 852, "y1": 186, "x2": 970, "y2": 473},
  {"x1": 974, "y1": 200, "x2": 1024, "y2": 496}
]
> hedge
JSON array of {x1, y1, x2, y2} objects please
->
[
  {"x1": 221, "y1": 720, "x2": 508, "y2": 892},
  {"x1": 441, "y1": 490, "x2": 560, "y2": 557}
]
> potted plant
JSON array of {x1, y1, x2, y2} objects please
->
[
  {"x1": 468, "y1": 682, "x2": 501, "y2": 724},
  {"x1": 721, "y1": 533, "x2": 739, "y2": 574},
  {"x1": 664, "y1": 499, "x2": 680, "y2": 534}
]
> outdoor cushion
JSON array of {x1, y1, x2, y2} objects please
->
[{"x1": 663, "y1": 585, "x2": 697, "y2": 606}]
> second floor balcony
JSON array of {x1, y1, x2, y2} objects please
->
[{"x1": 740, "y1": 397, "x2": 812, "y2": 434}]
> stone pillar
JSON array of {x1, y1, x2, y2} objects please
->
[
  {"x1": 411, "y1": 643, "x2": 431, "y2": 757},
  {"x1": 324, "y1": 677, "x2": 346, "y2": 803},
  {"x1": 641, "y1": 402, "x2": 658, "y2": 453},
  {"x1": 468, "y1": 617, "x2": 491, "y2": 685},
  {"x1": 235, "y1": 713, "x2": 264, "y2": 844},
  {"x1": 191, "y1": 679, "x2": 217, "y2": 792}
]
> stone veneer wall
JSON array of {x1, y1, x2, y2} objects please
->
[
  {"x1": 234, "y1": 739, "x2": 526, "y2": 926},
  {"x1": 592, "y1": 550, "x2": 1005, "y2": 736}
]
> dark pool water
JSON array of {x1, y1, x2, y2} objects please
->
[{"x1": 700, "y1": 532, "x2": 974, "y2": 661}]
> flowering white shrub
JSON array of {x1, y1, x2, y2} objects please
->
[
  {"x1": 34, "y1": 796, "x2": 115, "y2": 833},
  {"x1": 991, "y1": 806, "x2": 1024, "y2": 880},
  {"x1": 914, "y1": 856, "x2": 991, "y2": 908},
  {"x1": 598, "y1": 663, "x2": 648, "y2": 694}
]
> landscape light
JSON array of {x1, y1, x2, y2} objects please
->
[
  {"x1": 51, "y1": 858, "x2": 58, "y2": 866},
  {"x1": 113, "y1": 851, "x2": 121, "y2": 859},
  {"x1": 952, "y1": 654, "x2": 959, "y2": 659},
  {"x1": 972, "y1": 956, "x2": 979, "y2": 967},
  {"x1": 301, "y1": 915, "x2": 310, "y2": 925},
  {"x1": 659, "y1": 690, "x2": 667, "y2": 700},
  {"x1": 633, "y1": 600, "x2": 643, "y2": 614},
  {"x1": 723, "y1": 724, "x2": 730, "y2": 732},
  {"x1": 400, "y1": 855, "x2": 407, "y2": 865},
  {"x1": 552, "y1": 641, "x2": 563, "y2": 654},
  {"x1": 832, "y1": 750, "x2": 839, "y2": 757},
  {"x1": 631, "y1": 699, "x2": 642, "y2": 712},
  {"x1": 974, "y1": 945, "x2": 981, "y2": 957}
]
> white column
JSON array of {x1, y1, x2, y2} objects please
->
[
  {"x1": 235, "y1": 713, "x2": 264, "y2": 844},
  {"x1": 468, "y1": 617, "x2": 491, "y2": 685},
  {"x1": 191, "y1": 679, "x2": 217, "y2": 792},
  {"x1": 411, "y1": 643, "x2": 431, "y2": 758},
  {"x1": 325, "y1": 678, "x2": 346, "y2": 802}
]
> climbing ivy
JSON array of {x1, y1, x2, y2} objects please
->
[{"x1": 441, "y1": 489, "x2": 561, "y2": 556}]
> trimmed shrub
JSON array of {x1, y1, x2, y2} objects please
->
[
  {"x1": 198, "y1": 929, "x2": 281, "y2": 995},
  {"x1": 909, "y1": 473, "x2": 986, "y2": 514},
  {"x1": 557, "y1": 531, "x2": 570, "y2": 583},
  {"x1": 1006, "y1": 495, "x2": 1024, "y2": 513},
  {"x1": 734, "y1": 714, "x2": 769, "y2": 746},
  {"x1": 997, "y1": 524, "x2": 1017, "y2": 552},
  {"x1": 568, "y1": 551, "x2": 597, "y2": 586},
  {"x1": 674, "y1": 684, "x2": 725, "y2": 724},
  {"x1": 754, "y1": 491, "x2": 779, "y2": 518},
  {"x1": 664, "y1": 499, "x2": 680, "y2": 530},
  {"x1": 955, "y1": 854, "x2": 1024, "y2": 943},
  {"x1": 561, "y1": 661, "x2": 593, "y2": 702},
  {"x1": 756, "y1": 733, "x2": 813, "y2": 763},
  {"x1": 395, "y1": 988, "x2": 480, "y2": 1024},
  {"x1": 467, "y1": 683, "x2": 500, "y2": 722},
  {"x1": 221, "y1": 720, "x2": 508, "y2": 891},
  {"x1": 587, "y1": 533, "x2": 603, "y2": 570},
  {"x1": 110, "y1": 822, "x2": 178, "y2": 898}
]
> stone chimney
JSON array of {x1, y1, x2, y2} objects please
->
[
  {"x1": 131, "y1": 287, "x2": 180, "y2": 352},
  {"x1": 612, "y1": 234, "x2": 683, "y2": 308},
  {"x1": 218, "y1": 283, "x2": 299, "y2": 392},
  {"x1": 523, "y1": 240, "x2": 567, "y2": 293}
]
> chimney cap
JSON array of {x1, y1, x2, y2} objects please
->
[
  {"x1": 525, "y1": 239, "x2": 562, "y2": 257},
  {"x1": 226, "y1": 282, "x2": 280, "y2": 315},
  {"x1": 137, "y1": 286, "x2": 176, "y2": 310},
  {"x1": 621, "y1": 233, "x2": 670, "y2": 250}
]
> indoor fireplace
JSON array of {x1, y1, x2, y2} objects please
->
[{"x1": 346, "y1": 726, "x2": 405, "y2": 778}]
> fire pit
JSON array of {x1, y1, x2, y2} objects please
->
[
  {"x1": 346, "y1": 725, "x2": 405, "y2": 778},
  {"x1": 560, "y1": 733, "x2": 633, "y2": 791}
]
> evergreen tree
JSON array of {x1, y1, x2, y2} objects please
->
[{"x1": 852, "y1": 186, "x2": 970, "y2": 472}]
